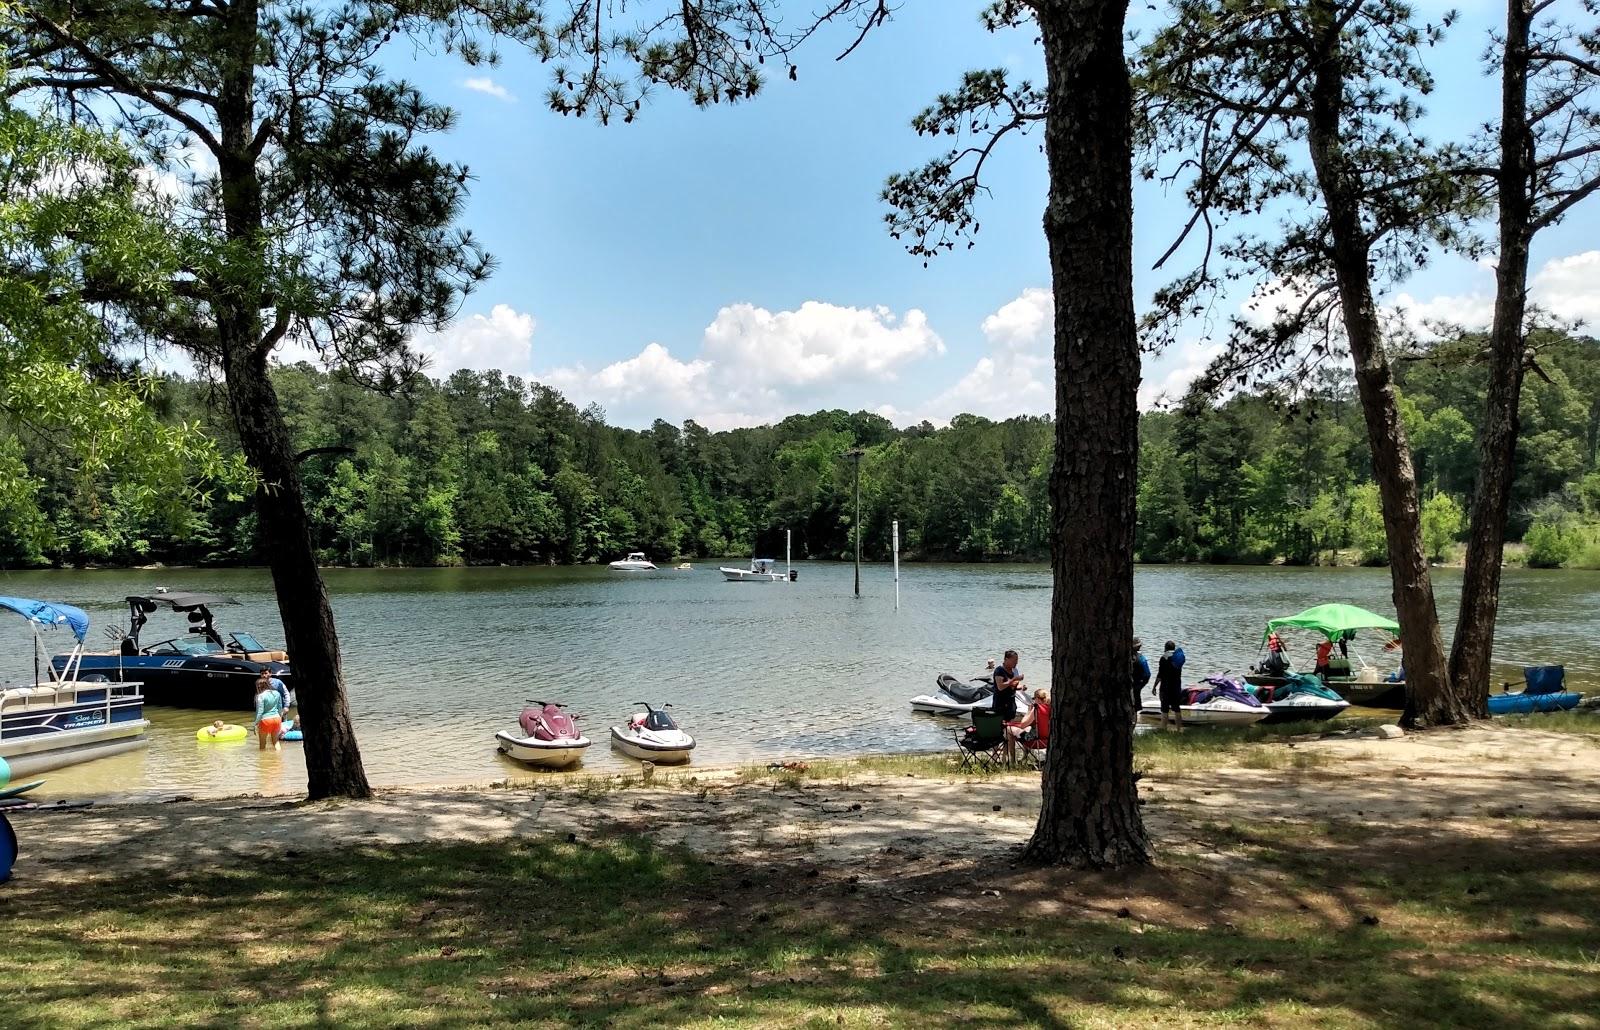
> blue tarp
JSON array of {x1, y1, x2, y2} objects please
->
[{"x1": 0, "y1": 597, "x2": 90, "y2": 642}]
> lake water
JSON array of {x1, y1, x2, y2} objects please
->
[{"x1": 3, "y1": 563, "x2": 1596, "y2": 800}]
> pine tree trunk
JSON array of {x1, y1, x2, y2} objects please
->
[
  {"x1": 214, "y1": 0, "x2": 370, "y2": 799},
  {"x1": 1449, "y1": 0, "x2": 1535, "y2": 717},
  {"x1": 1304, "y1": 5, "x2": 1467, "y2": 728},
  {"x1": 1023, "y1": 0, "x2": 1152, "y2": 869}
]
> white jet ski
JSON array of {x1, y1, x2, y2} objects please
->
[
  {"x1": 910, "y1": 672, "x2": 1035, "y2": 717},
  {"x1": 909, "y1": 672, "x2": 993, "y2": 715},
  {"x1": 1138, "y1": 680, "x2": 1270, "y2": 727},
  {"x1": 495, "y1": 700, "x2": 591, "y2": 769},
  {"x1": 610, "y1": 702, "x2": 695, "y2": 764},
  {"x1": 1261, "y1": 691, "x2": 1350, "y2": 724}
]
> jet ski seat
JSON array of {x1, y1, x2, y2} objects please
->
[{"x1": 936, "y1": 674, "x2": 994, "y2": 705}]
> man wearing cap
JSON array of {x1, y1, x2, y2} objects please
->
[{"x1": 1130, "y1": 638, "x2": 1151, "y2": 724}]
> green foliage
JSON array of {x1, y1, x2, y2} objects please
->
[
  {"x1": 1348, "y1": 484, "x2": 1390, "y2": 566},
  {"x1": 1525, "y1": 517, "x2": 1579, "y2": 568},
  {"x1": 1421, "y1": 492, "x2": 1464, "y2": 562},
  {"x1": 7, "y1": 331, "x2": 1600, "y2": 568},
  {"x1": 0, "y1": 94, "x2": 243, "y2": 525}
]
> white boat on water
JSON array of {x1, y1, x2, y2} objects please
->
[
  {"x1": 720, "y1": 558, "x2": 788, "y2": 582},
  {"x1": 1, "y1": 597, "x2": 150, "y2": 777},
  {"x1": 609, "y1": 552, "x2": 657, "y2": 571}
]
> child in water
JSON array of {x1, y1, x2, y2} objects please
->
[{"x1": 254, "y1": 671, "x2": 284, "y2": 751}]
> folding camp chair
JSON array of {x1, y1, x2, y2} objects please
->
[{"x1": 955, "y1": 708, "x2": 1008, "y2": 771}]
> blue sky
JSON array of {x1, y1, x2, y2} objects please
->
[{"x1": 378, "y1": 1, "x2": 1598, "y2": 429}]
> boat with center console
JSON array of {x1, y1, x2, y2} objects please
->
[
  {"x1": 2, "y1": 596, "x2": 149, "y2": 777},
  {"x1": 51, "y1": 592, "x2": 290, "y2": 710}
]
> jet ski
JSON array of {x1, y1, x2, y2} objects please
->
[
  {"x1": 610, "y1": 702, "x2": 695, "y2": 764},
  {"x1": 909, "y1": 672, "x2": 993, "y2": 715},
  {"x1": 1253, "y1": 675, "x2": 1351, "y2": 724},
  {"x1": 496, "y1": 700, "x2": 592, "y2": 769},
  {"x1": 1139, "y1": 678, "x2": 1269, "y2": 727}
]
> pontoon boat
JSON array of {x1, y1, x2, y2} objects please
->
[{"x1": 2, "y1": 596, "x2": 149, "y2": 777}]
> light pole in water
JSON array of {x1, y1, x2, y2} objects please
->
[{"x1": 845, "y1": 447, "x2": 865, "y2": 597}]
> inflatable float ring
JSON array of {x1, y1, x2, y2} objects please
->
[{"x1": 196, "y1": 724, "x2": 248, "y2": 742}]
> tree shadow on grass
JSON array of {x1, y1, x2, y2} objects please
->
[{"x1": 2, "y1": 814, "x2": 1597, "y2": 1028}]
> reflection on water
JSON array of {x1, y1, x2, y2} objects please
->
[{"x1": 2, "y1": 563, "x2": 1595, "y2": 800}]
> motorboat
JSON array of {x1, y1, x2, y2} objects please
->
[
  {"x1": 676, "y1": 562, "x2": 694, "y2": 571},
  {"x1": 1140, "y1": 678, "x2": 1269, "y2": 727},
  {"x1": 496, "y1": 700, "x2": 592, "y2": 769},
  {"x1": 51, "y1": 592, "x2": 290, "y2": 710},
  {"x1": 909, "y1": 672, "x2": 994, "y2": 715},
  {"x1": 2, "y1": 596, "x2": 149, "y2": 777},
  {"x1": 1245, "y1": 604, "x2": 1407, "y2": 708},
  {"x1": 1250, "y1": 675, "x2": 1351, "y2": 724},
  {"x1": 609, "y1": 553, "x2": 657, "y2": 571},
  {"x1": 720, "y1": 558, "x2": 789, "y2": 582},
  {"x1": 1488, "y1": 665, "x2": 1583, "y2": 715},
  {"x1": 610, "y1": 702, "x2": 695, "y2": 763}
]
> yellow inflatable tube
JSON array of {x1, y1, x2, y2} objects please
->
[{"x1": 196, "y1": 723, "x2": 248, "y2": 742}]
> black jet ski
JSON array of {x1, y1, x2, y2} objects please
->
[{"x1": 909, "y1": 672, "x2": 1006, "y2": 716}]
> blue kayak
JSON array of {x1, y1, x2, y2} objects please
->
[{"x1": 1487, "y1": 691, "x2": 1582, "y2": 715}]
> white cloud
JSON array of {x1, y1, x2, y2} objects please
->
[
  {"x1": 914, "y1": 287, "x2": 1225, "y2": 424},
  {"x1": 1529, "y1": 251, "x2": 1600, "y2": 325},
  {"x1": 1241, "y1": 276, "x2": 1323, "y2": 329},
  {"x1": 412, "y1": 304, "x2": 536, "y2": 375},
  {"x1": 701, "y1": 301, "x2": 943, "y2": 386},
  {"x1": 543, "y1": 300, "x2": 943, "y2": 428},
  {"x1": 1389, "y1": 288, "x2": 1496, "y2": 336},
  {"x1": 980, "y1": 286, "x2": 1053, "y2": 350},
  {"x1": 462, "y1": 77, "x2": 515, "y2": 102},
  {"x1": 1138, "y1": 340, "x2": 1223, "y2": 409},
  {"x1": 920, "y1": 288, "x2": 1054, "y2": 423},
  {"x1": 1388, "y1": 250, "x2": 1600, "y2": 336}
]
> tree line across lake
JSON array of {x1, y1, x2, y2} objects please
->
[{"x1": 4, "y1": 332, "x2": 1597, "y2": 571}]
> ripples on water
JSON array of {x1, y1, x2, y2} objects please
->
[{"x1": 2, "y1": 563, "x2": 1595, "y2": 800}]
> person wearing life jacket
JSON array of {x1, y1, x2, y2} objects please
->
[
  {"x1": 1130, "y1": 638, "x2": 1152, "y2": 722},
  {"x1": 1314, "y1": 638, "x2": 1335, "y2": 680},
  {"x1": 1157, "y1": 641, "x2": 1186, "y2": 731},
  {"x1": 1261, "y1": 632, "x2": 1290, "y2": 675}
]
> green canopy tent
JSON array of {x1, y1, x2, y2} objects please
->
[{"x1": 1263, "y1": 604, "x2": 1400, "y2": 643}]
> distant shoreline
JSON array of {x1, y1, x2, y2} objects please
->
[{"x1": 9, "y1": 541, "x2": 1577, "y2": 574}]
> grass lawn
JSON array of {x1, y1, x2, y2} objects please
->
[{"x1": 5, "y1": 804, "x2": 1598, "y2": 1028}]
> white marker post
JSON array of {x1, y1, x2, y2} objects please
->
[
  {"x1": 892, "y1": 520, "x2": 900, "y2": 610},
  {"x1": 786, "y1": 529, "x2": 792, "y2": 582}
]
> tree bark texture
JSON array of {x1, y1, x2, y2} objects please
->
[
  {"x1": 1449, "y1": 0, "x2": 1535, "y2": 717},
  {"x1": 1303, "y1": 8, "x2": 1468, "y2": 728},
  {"x1": 215, "y1": 0, "x2": 370, "y2": 799},
  {"x1": 1023, "y1": 0, "x2": 1152, "y2": 869}
]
